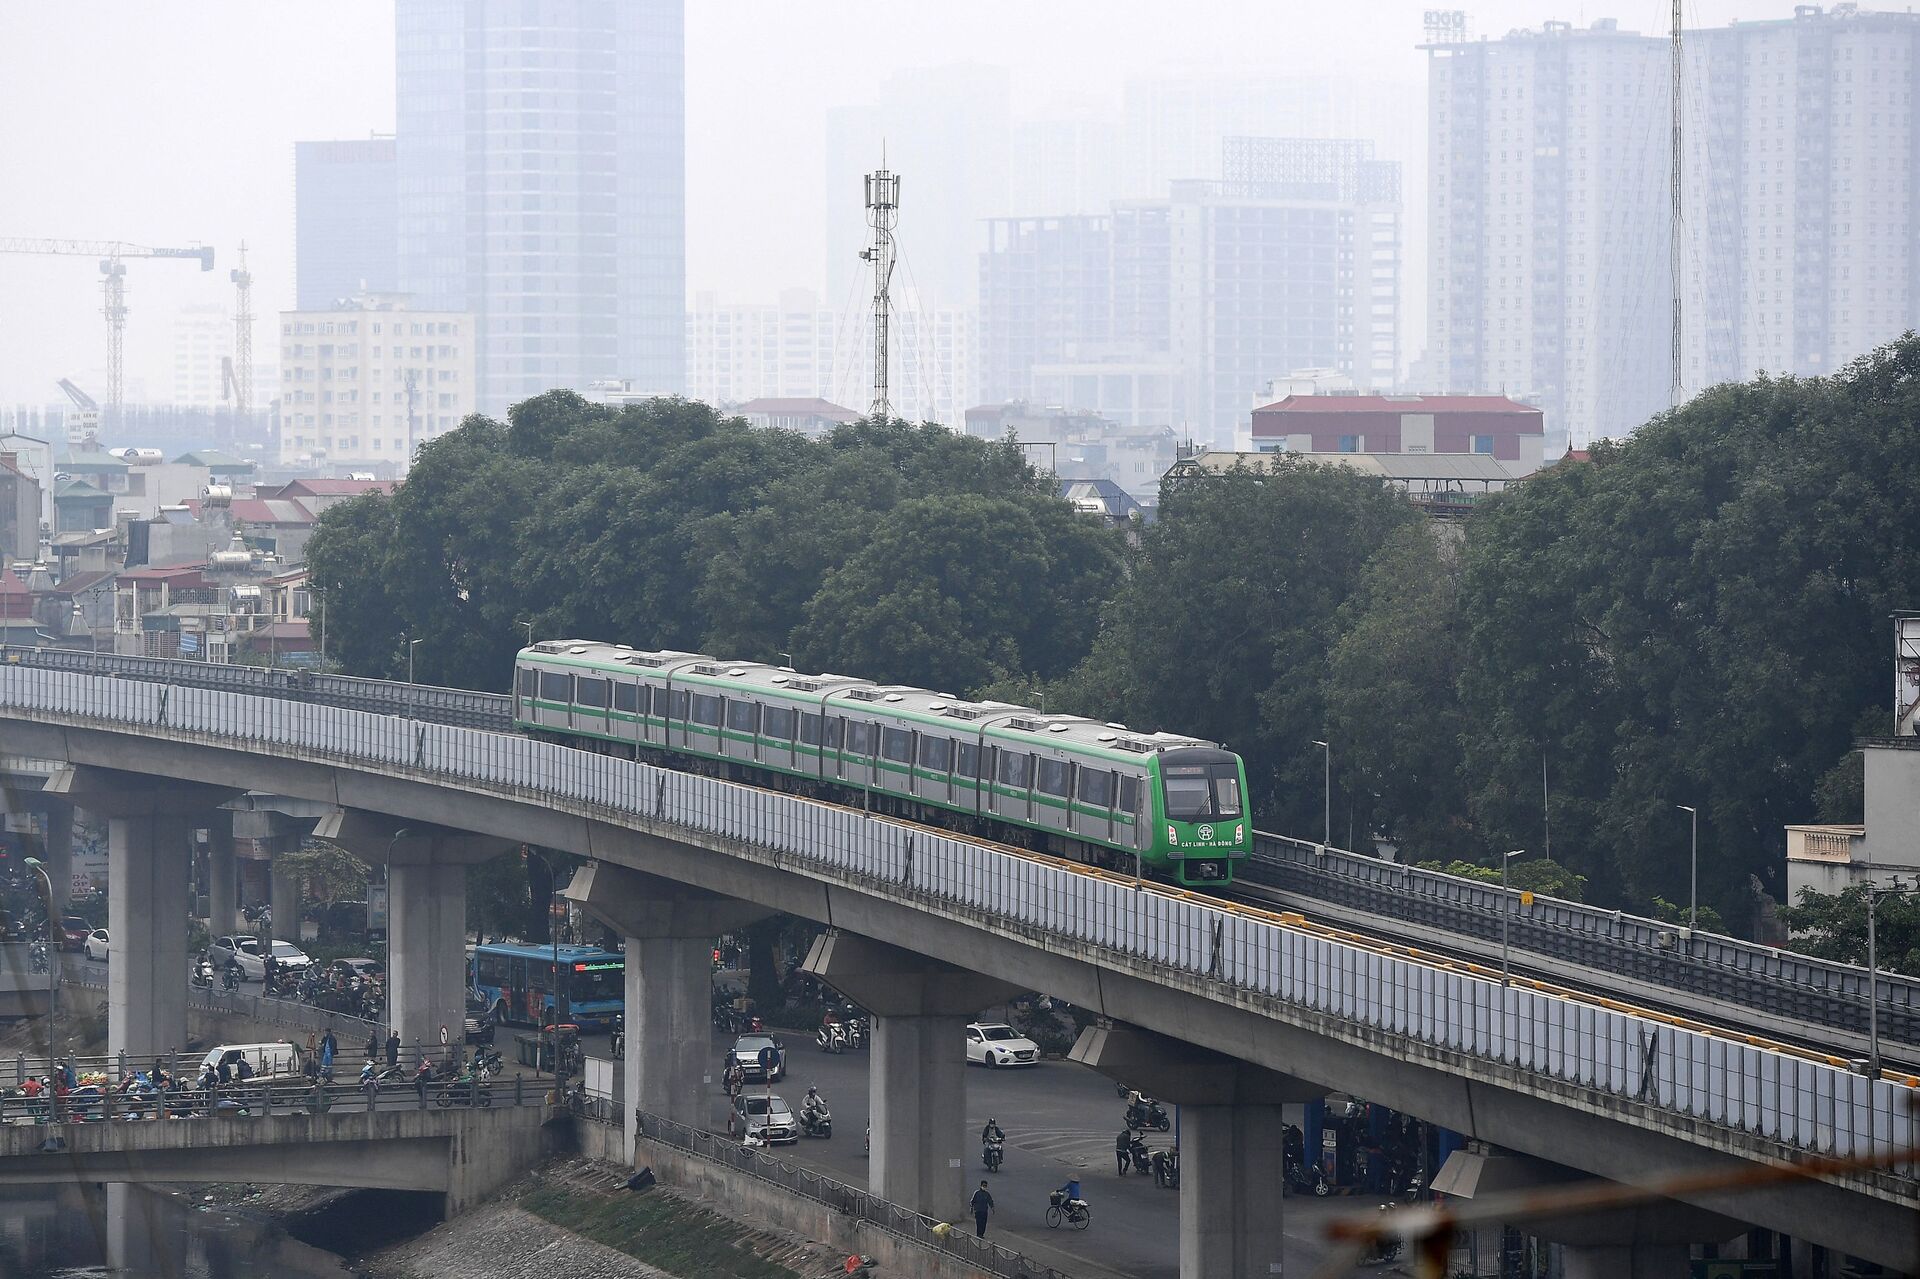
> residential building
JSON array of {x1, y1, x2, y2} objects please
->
[
  {"x1": 262, "y1": 477, "x2": 394, "y2": 519},
  {"x1": 1250, "y1": 393, "x2": 1545, "y2": 474},
  {"x1": 395, "y1": 0, "x2": 685, "y2": 415},
  {"x1": 277, "y1": 294, "x2": 475, "y2": 470},
  {"x1": 0, "y1": 454, "x2": 39, "y2": 566},
  {"x1": 979, "y1": 216, "x2": 1113, "y2": 406},
  {"x1": 965, "y1": 401, "x2": 1179, "y2": 508},
  {"x1": 295, "y1": 138, "x2": 399, "y2": 309},
  {"x1": 1425, "y1": 7, "x2": 1920, "y2": 448},
  {"x1": 1785, "y1": 617, "x2": 1920, "y2": 902},
  {"x1": 0, "y1": 432, "x2": 54, "y2": 527},
  {"x1": 170, "y1": 304, "x2": 229, "y2": 411},
  {"x1": 735, "y1": 398, "x2": 858, "y2": 438}
]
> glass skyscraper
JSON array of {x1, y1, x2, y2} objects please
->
[
  {"x1": 395, "y1": 0, "x2": 685, "y2": 417},
  {"x1": 295, "y1": 139, "x2": 399, "y2": 311}
]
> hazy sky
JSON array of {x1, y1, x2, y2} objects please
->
[{"x1": 0, "y1": 0, "x2": 1764, "y2": 406}]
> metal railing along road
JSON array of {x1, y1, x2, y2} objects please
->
[
  {"x1": 1247, "y1": 834, "x2": 1920, "y2": 1051},
  {"x1": 602, "y1": 1104, "x2": 1076, "y2": 1279},
  {"x1": 1, "y1": 665, "x2": 1915, "y2": 1195},
  {"x1": 10, "y1": 644, "x2": 1918, "y2": 1057}
]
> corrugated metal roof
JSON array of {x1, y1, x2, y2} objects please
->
[{"x1": 1254, "y1": 394, "x2": 1541, "y2": 416}]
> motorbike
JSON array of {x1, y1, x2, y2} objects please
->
[
  {"x1": 189, "y1": 958, "x2": 214, "y2": 988},
  {"x1": 609, "y1": 1014, "x2": 625, "y2": 1061},
  {"x1": 845, "y1": 1016, "x2": 868, "y2": 1049},
  {"x1": 471, "y1": 1045, "x2": 504, "y2": 1080},
  {"x1": 1285, "y1": 1147, "x2": 1330, "y2": 1197},
  {"x1": 221, "y1": 964, "x2": 241, "y2": 992},
  {"x1": 29, "y1": 941, "x2": 48, "y2": 975},
  {"x1": 435, "y1": 1071, "x2": 492, "y2": 1107},
  {"x1": 816, "y1": 1022, "x2": 847, "y2": 1054},
  {"x1": 1158, "y1": 1146, "x2": 1181, "y2": 1190},
  {"x1": 983, "y1": 1135, "x2": 1005, "y2": 1172},
  {"x1": 799, "y1": 1101, "x2": 832, "y2": 1138},
  {"x1": 1126, "y1": 1135, "x2": 1152, "y2": 1176},
  {"x1": 1125, "y1": 1097, "x2": 1171, "y2": 1132},
  {"x1": 1359, "y1": 1205, "x2": 1402, "y2": 1264}
]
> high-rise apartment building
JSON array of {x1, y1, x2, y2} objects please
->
[
  {"x1": 395, "y1": 0, "x2": 685, "y2": 417},
  {"x1": 980, "y1": 140, "x2": 1403, "y2": 445},
  {"x1": 171, "y1": 304, "x2": 229, "y2": 412},
  {"x1": 295, "y1": 138, "x2": 398, "y2": 310},
  {"x1": 1426, "y1": 7, "x2": 1920, "y2": 447},
  {"x1": 277, "y1": 294, "x2": 475, "y2": 470},
  {"x1": 686, "y1": 289, "x2": 976, "y2": 429}
]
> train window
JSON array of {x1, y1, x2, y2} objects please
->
[
  {"x1": 614, "y1": 683, "x2": 640, "y2": 713},
  {"x1": 954, "y1": 742, "x2": 979, "y2": 779},
  {"x1": 516, "y1": 668, "x2": 535, "y2": 698},
  {"x1": 880, "y1": 728, "x2": 913, "y2": 764},
  {"x1": 1210, "y1": 765, "x2": 1243, "y2": 819},
  {"x1": 575, "y1": 677, "x2": 610, "y2": 709},
  {"x1": 727, "y1": 700, "x2": 758, "y2": 733},
  {"x1": 1078, "y1": 769, "x2": 1113, "y2": 807},
  {"x1": 1119, "y1": 776, "x2": 1141, "y2": 815},
  {"x1": 1036, "y1": 758, "x2": 1069, "y2": 797},
  {"x1": 763, "y1": 706, "x2": 795, "y2": 740},
  {"x1": 846, "y1": 722, "x2": 874, "y2": 756},
  {"x1": 690, "y1": 694, "x2": 723, "y2": 727},
  {"x1": 798, "y1": 713, "x2": 821, "y2": 745},
  {"x1": 920, "y1": 736, "x2": 952, "y2": 772},
  {"x1": 538, "y1": 671, "x2": 571, "y2": 702},
  {"x1": 824, "y1": 718, "x2": 844, "y2": 749},
  {"x1": 670, "y1": 690, "x2": 690, "y2": 721},
  {"x1": 997, "y1": 752, "x2": 1031, "y2": 789}
]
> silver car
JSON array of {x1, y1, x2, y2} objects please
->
[{"x1": 727, "y1": 1092, "x2": 797, "y2": 1145}]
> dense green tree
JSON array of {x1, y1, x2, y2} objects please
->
[
  {"x1": 1458, "y1": 338, "x2": 1920, "y2": 921},
  {"x1": 1412, "y1": 857, "x2": 1589, "y2": 903},
  {"x1": 1064, "y1": 459, "x2": 1421, "y2": 835},
  {"x1": 1324, "y1": 523, "x2": 1472, "y2": 856},
  {"x1": 1778, "y1": 885, "x2": 1920, "y2": 976}
]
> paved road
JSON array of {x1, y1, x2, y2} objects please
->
[{"x1": 680, "y1": 1029, "x2": 1366, "y2": 1279}]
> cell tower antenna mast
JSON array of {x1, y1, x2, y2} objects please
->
[
  {"x1": 230, "y1": 242, "x2": 254, "y2": 419},
  {"x1": 1670, "y1": 0, "x2": 1684, "y2": 408},
  {"x1": 860, "y1": 162, "x2": 900, "y2": 420}
]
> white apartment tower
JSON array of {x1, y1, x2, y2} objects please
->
[
  {"x1": 277, "y1": 293, "x2": 475, "y2": 471},
  {"x1": 1427, "y1": 7, "x2": 1920, "y2": 447}
]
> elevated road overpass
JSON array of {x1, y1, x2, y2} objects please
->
[{"x1": 0, "y1": 655, "x2": 1914, "y2": 1276}]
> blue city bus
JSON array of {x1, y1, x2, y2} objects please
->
[{"x1": 470, "y1": 942, "x2": 624, "y2": 1032}]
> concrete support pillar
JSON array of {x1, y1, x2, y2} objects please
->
[
  {"x1": 207, "y1": 817, "x2": 236, "y2": 935},
  {"x1": 108, "y1": 809, "x2": 191, "y2": 1059},
  {"x1": 44, "y1": 768, "x2": 238, "y2": 1062},
  {"x1": 1068, "y1": 1023, "x2": 1322, "y2": 1279},
  {"x1": 389, "y1": 858, "x2": 467, "y2": 1054},
  {"x1": 269, "y1": 860, "x2": 302, "y2": 948},
  {"x1": 313, "y1": 810, "x2": 511, "y2": 1058},
  {"x1": 40, "y1": 802, "x2": 73, "y2": 916},
  {"x1": 803, "y1": 931, "x2": 1021, "y2": 1220},
  {"x1": 565, "y1": 861, "x2": 771, "y2": 1161},
  {"x1": 1560, "y1": 1242, "x2": 1689, "y2": 1279},
  {"x1": 1180, "y1": 1104, "x2": 1288, "y2": 1279},
  {"x1": 105, "y1": 1184, "x2": 161, "y2": 1276}
]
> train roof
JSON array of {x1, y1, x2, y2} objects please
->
[{"x1": 517, "y1": 641, "x2": 1222, "y2": 760}]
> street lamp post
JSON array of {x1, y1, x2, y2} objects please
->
[
  {"x1": 1500, "y1": 849, "x2": 1526, "y2": 986},
  {"x1": 406, "y1": 637, "x2": 423, "y2": 719},
  {"x1": 1312, "y1": 740, "x2": 1331, "y2": 850},
  {"x1": 24, "y1": 857, "x2": 56, "y2": 1062},
  {"x1": 516, "y1": 620, "x2": 534, "y2": 649},
  {"x1": 1676, "y1": 805, "x2": 1698, "y2": 932},
  {"x1": 1866, "y1": 881, "x2": 1919, "y2": 1078}
]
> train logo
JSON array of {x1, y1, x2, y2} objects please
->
[{"x1": 1199, "y1": 824, "x2": 1215, "y2": 842}]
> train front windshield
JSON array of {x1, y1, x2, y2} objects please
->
[{"x1": 1161, "y1": 755, "x2": 1243, "y2": 822}]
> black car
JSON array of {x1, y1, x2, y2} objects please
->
[
  {"x1": 724, "y1": 1033, "x2": 785, "y2": 1083},
  {"x1": 465, "y1": 989, "x2": 495, "y2": 1045}
]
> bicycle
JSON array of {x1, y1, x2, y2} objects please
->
[{"x1": 1045, "y1": 1192, "x2": 1090, "y2": 1230}]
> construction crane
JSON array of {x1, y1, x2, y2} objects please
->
[
  {"x1": 0, "y1": 238, "x2": 215, "y2": 417},
  {"x1": 229, "y1": 242, "x2": 254, "y2": 418},
  {"x1": 55, "y1": 378, "x2": 100, "y2": 451}
]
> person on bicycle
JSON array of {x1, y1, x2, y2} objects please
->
[{"x1": 1057, "y1": 1176, "x2": 1084, "y2": 1207}]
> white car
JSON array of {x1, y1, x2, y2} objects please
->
[
  {"x1": 214, "y1": 935, "x2": 312, "y2": 981},
  {"x1": 966, "y1": 1022, "x2": 1040, "y2": 1068},
  {"x1": 83, "y1": 928, "x2": 109, "y2": 962}
]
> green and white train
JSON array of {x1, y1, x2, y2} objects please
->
[{"x1": 512, "y1": 641, "x2": 1251, "y2": 887}]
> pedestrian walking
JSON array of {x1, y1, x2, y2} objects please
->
[
  {"x1": 970, "y1": 1181, "x2": 994, "y2": 1238},
  {"x1": 306, "y1": 1030, "x2": 318, "y2": 1060},
  {"x1": 1115, "y1": 1129, "x2": 1132, "y2": 1176},
  {"x1": 320, "y1": 1026, "x2": 337, "y2": 1074},
  {"x1": 386, "y1": 1030, "x2": 400, "y2": 1070},
  {"x1": 366, "y1": 1029, "x2": 379, "y2": 1060},
  {"x1": 1150, "y1": 1147, "x2": 1167, "y2": 1187}
]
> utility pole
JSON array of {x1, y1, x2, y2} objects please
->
[
  {"x1": 860, "y1": 163, "x2": 900, "y2": 420},
  {"x1": 1670, "y1": 0, "x2": 1685, "y2": 408}
]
